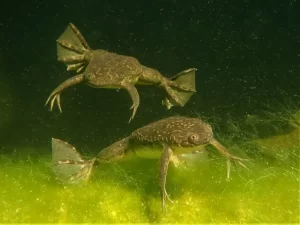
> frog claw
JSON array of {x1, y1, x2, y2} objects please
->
[
  {"x1": 209, "y1": 138, "x2": 249, "y2": 179},
  {"x1": 45, "y1": 74, "x2": 85, "y2": 113},
  {"x1": 45, "y1": 92, "x2": 62, "y2": 113},
  {"x1": 51, "y1": 94, "x2": 62, "y2": 112},
  {"x1": 129, "y1": 103, "x2": 138, "y2": 123},
  {"x1": 226, "y1": 155, "x2": 250, "y2": 180},
  {"x1": 161, "y1": 188, "x2": 174, "y2": 213},
  {"x1": 233, "y1": 158, "x2": 249, "y2": 171},
  {"x1": 165, "y1": 190, "x2": 173, "y2": 204},
  {"x1": 124, "y1": 84, "x2": 140, "y2": 123}
]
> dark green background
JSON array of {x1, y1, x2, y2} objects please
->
[{"x1": 0, "y1": 0, "x2": 299, "y2": 152}]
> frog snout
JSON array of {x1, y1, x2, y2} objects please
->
[{"x1": 205, "y1": 124, "x2": 214, "y2": 141}]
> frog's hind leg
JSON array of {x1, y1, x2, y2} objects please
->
[
  {"x1": 51, "y1": 138, "x2": 96, "y2": 184},
  {"x1": 95, "y1": 137, "x2": 131, "y2": 163},
  {"x1": 56, "y1": 23, "x2": 91, "y2": 73},
  {"x1": 162, "y1": 68, "x2": 197, "y2": 109}
]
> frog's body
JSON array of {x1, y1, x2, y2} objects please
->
[
  {"x1": 52, "y1": 116, "x2": 247, "y2": 211},
  {"x1": 45, "y1": 23, "x2": 196, "y2": 122}
]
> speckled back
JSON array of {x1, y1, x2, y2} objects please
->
[
  {"x1": 131, "y1": 116, "x2": 213, "y2": 147},
  {"x1": 85, "y1": 50, "x2": 143, "y2": 84}
]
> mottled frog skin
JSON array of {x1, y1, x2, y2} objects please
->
[
  {"x1": 45, "y1": 23, "x2": 197, "y2": 122},
  {"x1": 51, "y1": 116, "x2": 248, "y2": 211}
]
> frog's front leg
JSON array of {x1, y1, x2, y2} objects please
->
[
  {"x1": 210, "y1": 138, "x2": 249, "y2": 179},
  {"x1": 158, "y1": 143, "x2": 174, "y2": 212},
  {"x1": 45, "y1": 74, "x2": 85, "y2": 112},
  {"x1": 122, "y1": 83, "x2": 140, "y2": 123}
]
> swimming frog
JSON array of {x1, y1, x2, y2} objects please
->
[
  {"x1": 45, "y1": 23, "x2": 196, "y2": 122},
  {"x1": 51, "y1": 116, "x2": 248, "y2": 211}
]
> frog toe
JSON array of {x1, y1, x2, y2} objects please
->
[
  {"x1": 129, "y1": 102, "x2": 139, "y2": 122},
  {"x1": 165, "y1": 189, "x2": 173, "y2": 204},
  {"x1": 124, "y1": 84, "x2": 140, "y2": 122},
  {"x1": 45, "y1": 93, "x2": 62, "y2": 113},
  {"x1": 55, "y1": 94, "x2": 62, "y2": 112},
  {"x1": 161, "y1": 188, "x2": 174, "y2": 213}
]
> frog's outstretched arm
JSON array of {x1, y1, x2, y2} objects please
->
[
  {"x1": 209, "y1": 138, "x2": 249, "y2": 179},
  {"x1": 45, "y1": 74, "x2": 85, "y2": 112}
]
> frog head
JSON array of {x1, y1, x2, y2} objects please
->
[{"x1": 176, "y1": 121, "x2": 214, "y2": 148}]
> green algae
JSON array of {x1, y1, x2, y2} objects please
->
[
  {"x1": 0, "y1": 141, "x2": 298, "y2": 223},
  {"x1": 1, "y1": 111, "x2": 299, "y2": 223}
]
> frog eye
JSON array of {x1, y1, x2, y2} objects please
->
[
  {"x1": 85, "y1": 73, "x2": 95, "y2": 80},
  {"x1": 188, "y1": 133, "x2": 200, "y2": 143}
]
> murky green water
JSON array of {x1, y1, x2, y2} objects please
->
[
  {"x1": 0, "y1": 0, "x2": 298, "y2": 223},
  {"x1": 0, "y1": 127, "x2": 298, "y2": 223}
]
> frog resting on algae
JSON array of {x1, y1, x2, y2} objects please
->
[
  {"x1": 51, "y1": 116, "x2": 248, "y2": 211},
  {"x1": 45, "y1": 23, "x2": 197, "y2": 122}
]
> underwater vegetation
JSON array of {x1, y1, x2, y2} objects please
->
[{"x1": 0, "y1": 110, "x2": 299, "y2": 223}]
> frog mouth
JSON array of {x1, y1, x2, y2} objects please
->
[
  {"x1": 171, "y1": 144, "x2": 207, "y2": 155},
  {"x1": 86, "y1": 82, "x2": 123, "y2": 89}
]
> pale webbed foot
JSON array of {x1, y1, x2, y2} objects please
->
[
  {"x1": 51, "y1": 138, "x2": 95, "y2": 184},
  {"x1": 162, "y1": 84, "x2": 189, "y2": 108},
  {"x1": 160, "y1": 69, "x2": 196, "y2": 109},
  {"x1": 56, "y1": 23, "x2": 91, "y2": 72},
  {"x1": 167, "y1": 68, "x2": 197, "y2": 92},
  {"x1": 167, "y1": 80, "x2": 195, "y2": 92}
]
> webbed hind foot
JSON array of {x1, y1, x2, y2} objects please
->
[
  {"x1": 51, "y1": 138, "x2": 95, "y2": 184},
  {"x1": 56, "y1": 23, "x2": 91, "y2": 73},
  {"x1": 162, "y1": 68, "x2": 196, "y2": 109},
  {"x1": 167, "y1": 68, "x2": 197, "y2": 92}
]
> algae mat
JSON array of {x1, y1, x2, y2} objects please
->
[{"x1": 0, "y1": 143, "x2": 299, "y2": 223}]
